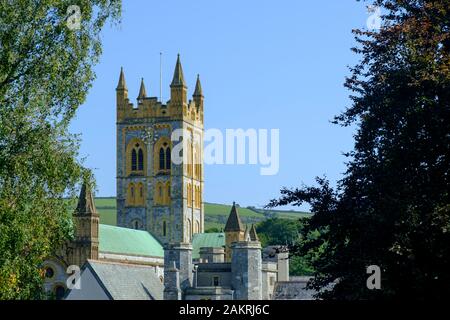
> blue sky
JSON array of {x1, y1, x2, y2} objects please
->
[{"x1": 70, "y1": 0, "x2": 369, "y2": 210}]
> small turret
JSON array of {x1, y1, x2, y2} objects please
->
[
  {"x1": 67, "y1": 182, "x2": 99, "y2": 267},
  {"x1": 164, "y1": 242, "x2": 193, "y2": 300},
  {"x1": 163, "y1": 261, "x2": 181, "y2": 300},
  {"x1": 171, "y1": 54, "x2": 186, "y2": 87},
  {"x1": 137, "y1": 78, "x2": 147, "y2": 103},
  {"x1": 193, "y1": 74, "x2": 203, "y2": 98},
  {"x1": 170, "y1": 54, "x2": 187, "y2": 110},
  {"x1": 116, "y1": 67, "x2": 129, "y2": 120},
  {"x1": 193, "y1": 74, "x2": 204, "y2": 122},
  {"x1": 249, "y1": 224, "x2": 259, "y2": 242},
  {"x1": 116, "y1": 66, "x2": 127, "y2": 91}
]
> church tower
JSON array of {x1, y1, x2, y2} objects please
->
[
  {"x1": 66, "y1": 182, "x2": 99, "y2": 267},
  {"x1": 116, "y1": 55, "x2": 204, "y2": 244}
]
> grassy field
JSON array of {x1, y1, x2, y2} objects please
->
[{"x1": 92, "y1": 197, "x2": 310, "y2": 230}]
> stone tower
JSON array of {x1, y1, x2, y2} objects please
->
[
  {"x1": 116, "y1": 55, "x2": 204, "y2": 244},
  {"x1": 224, "y1": 202, "x2": 245, "y2": 261},
  {"x1": 66, "y1": 183, "x2": 99, "y2": 267},
  {"x1": 231, "y1": 240, "x2": 263, "y2": 300},
  {"x1": 164, "y1": 243, "x2": 193, "y2": 300}
]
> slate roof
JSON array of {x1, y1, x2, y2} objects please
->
[
  {"x1": 192, "y1": 233, "x2": 225, "y2": 259},
  {"x1": 272, "y1": 277, "x2": 317, "y2": 300},
  {"x1": 224, "y1": 202, "x2": 244, "y2": 232},
  {"x1": 99, "y1": 224, "x2": 164, "y2": 258},
  {"x1": 272, "y1": 277, "x2": 335, "y2": 300},
  {"x1": 86, "y1": 260, "x2": 164, "y2": 300}
]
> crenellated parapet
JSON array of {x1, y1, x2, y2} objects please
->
[{"x1": 116, "y1": 56, "x2": 204, "y2": 127}]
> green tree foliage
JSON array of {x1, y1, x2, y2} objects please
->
[
  {"x1": 256, "y1": 218, "x2": 299, "y2": 247},
  {"x1": 256, "y1": 217, "x2": 316, "y2": 276},
  {"x1": 0, "y1": 0, "x2": 121, "y2": 299},
  {"x1": 268, "y1": 0, "x2": 450, "y2": 299}
]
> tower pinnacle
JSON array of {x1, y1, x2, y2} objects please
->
[
  {"x1": 224, "y1": 202, "x2": 244, "y2": 232},
  {"x1": 193, "y1": 74, "x2": 203, "y2": 97},
  {"x1": 170, "y1": 54, "x2": 186, "y2": 87},
  {"x1": 75, "y1": 182, "x2": 98, "y2": 217},
  {"x1": 138, "y1": 78, "x2": 147, "y2": 100},
  {"x1": 116, "y1": 67, "x2": 127, "y2": 90}
]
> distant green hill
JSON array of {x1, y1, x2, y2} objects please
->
[{"x1": 92, "y1": 197, "x2": 311, "y2": 230}]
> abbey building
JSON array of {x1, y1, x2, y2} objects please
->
[{"x1": 42, "y1": 56, "x2": 304, "y2": 300}]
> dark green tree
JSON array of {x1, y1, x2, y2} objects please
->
[
  {"x1": 256, "y1": 217, "x2": 300, "y2": 247},
  {"x1": 268, "y1": 0, "x2": 450, "y2": 299},
  {"x1": 256, "y1": 217, "x2": 317, "y2": 276},
  {"x1": 0, "y1": 0, "x2": 121, "y2": 299}
]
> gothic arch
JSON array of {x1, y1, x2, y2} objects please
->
[
  {"x1": 130, "y1": 219, "x2": 143, "y2": 230},
  {"x1": 154, "y1": 137, "x2": 172, "y2": 174},
  {"x1": 126, "y1": 182, "x2": 135, "y2": 206},
  {"x1": 135, "y1": 182, "x2": 145, "y2": 206},
  {"x1": 126, "y1": 138, "x2": 146, "y2": 176}
]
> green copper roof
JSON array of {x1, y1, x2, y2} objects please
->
[
  {"x1": 192, "y1": 232, "x2": 225, "y2": 259},
  {"x1": 99, "y1": 224, "x2": 164, "y2": 258}
]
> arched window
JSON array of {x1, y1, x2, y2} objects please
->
[
  {"x1": 195, "y1": 220, "x2": 200, "y2": 234},
  {"x1": 135, "y1": 182, "x2": 144, "y2": 206},
  {"x1": 54, "y1": 285, "x2": 66, "y2": 300},
  {"x1": 127, "y1": 139, "x2": 145, "y2": 175},
  {"x1": 127, "y1": 183, "x2": 135, "y2": 206},
  {"x1": 138, "y1": 149, "x2": 144, "y2": 171},
  {"x1": 134, "y1": 221, "x2": 139, "y2": 229},
  {"x1": 159, "y1": 147, "x2": 165, "y2": 170},
  {"x1": 131, "y1": 149, "x2": 137, "y2": 171},
  {"x1": 154, "y1": 138, "x2": 171, "y2": 174},
  {"x1": 163, "y1": 221, "x2": 167, "y2": 237},
  {"x1": 166, "y1": 147, "x2": 171, "y2": 170},
  {"x1": 155, "y1": 181, "x2": 170, "y2": 206}
]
